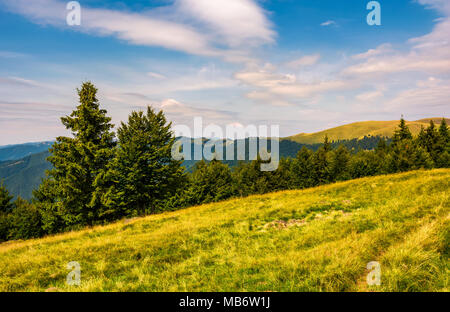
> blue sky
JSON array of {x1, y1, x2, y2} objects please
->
[{"x1": 0, "y1": 0, "x2": 449, "y2": 144}]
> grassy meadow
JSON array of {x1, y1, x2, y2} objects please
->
[
  {"x1": 0, "y1": 169, "x2": 448, "y2": 292},
  {"x1": 288, "y1": 118, "x2": 450, "y2": 144}
]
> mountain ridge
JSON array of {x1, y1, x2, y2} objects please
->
[{"x1": 287, "y1": 118, "x2": 449, "y2": 144}]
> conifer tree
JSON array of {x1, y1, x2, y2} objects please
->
[
  {"x1": 292, "y1": 146, "x2": 314, "y2": 189},
  {"x1": 7, "y1": 198, "x2": 43, "y2": 240},
  {"x1": 100, "y1": 106, "x2": 185, "y2": 217},
  {"x1": 39, "y1": 82, "x2": 116, "y2": 228},
  {"x1": 330, "y1": 145, "x2": 351, "y2": 181},
  {"x1": 0, "y1": 182, "x2": 13, "y2": 214},
  {"x1": 233, "y1": 157, "x2": 273, "y2": 197},
  {"x1": 375, "y1": 138, "x2": 388, "y2": 153},
  {"x1": 323, "y1": 134, "x2": 332, "y2": 152},
  {"x1": 436, "y1": 118, "x2": 450, "y2": 167},
  {"x1": 311, "y1": 136, "x2": 332, "y2": 185},
  {"x1": 392, "y1": 117, "x2": 412, "y2": 145},
  {"x1": 438, "y1": 118, "x2": 449, "y2": 144},
  {"x1": 187, "y1": 159, "x2": 234, "y2": 205}
]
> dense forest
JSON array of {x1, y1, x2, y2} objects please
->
[{"x1": 0, "y1": 82, "x2": 449, "y2": 242}]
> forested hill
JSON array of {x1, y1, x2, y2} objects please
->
[
  {"x1": 0, "y1": 142, "x2": 53, "y2": 162},
  {"x1": 288, "y1": 118, "x2": 450, "y2": 144},
  {"x1": 0, "y1": 135, "x2": 389, "y2": 199},
  {"x1": 0, "y1": 151, "x2": 52, "y2": 199}
]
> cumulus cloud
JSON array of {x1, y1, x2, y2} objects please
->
[
  {"x1": 384, "y1": 77, "x2": 450, "y2": 115},
  {"x1": 345, "y1": 4, "x2": 450, "y2": 76},
  {"x1": 176, "y1": 0, "x2": 275, "y2": 48},
  {"x1": 352, "y1": 44, "x2": 393, "y2": 60},
  {"x1": 234, "y1": 63, "x2": 357, "y2": 104}
]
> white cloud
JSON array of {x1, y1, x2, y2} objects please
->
[
  {"x1": 234, "y1": 64, "x2": 357, "y2": 101},
  {"x1": 176, "y1": 0, "x2": 275, "y2": 48},
  {"x1": 352, "y1": 43, "x2": 393, "y2": 60},
  {"x1": 1, "y1": 0, "x2": 274, "y2": 62},
  {"x1": 384, "y1": 78, "x2": 450, "y2": 114},
  {"x1": 147, "y1": 72, "x2": 166, "y2": 79},
  {"x1": 345, "y1": 12, "x2": 450, "y2": 76},
  {"x1": 286, "y1": 54, "x2": 321, "y2": 68},
  {"x1": 320, "y1": 20, "x2": 336, "y2": 26},
  {"x1": 355, "y1": 90, "x2": 384, "y2": 102}
]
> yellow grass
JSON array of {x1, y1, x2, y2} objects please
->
[{"x1": 287, "y1": 118, "x2": 450, "y2": 144}]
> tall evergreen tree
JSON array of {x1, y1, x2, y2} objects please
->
[
  {"x1": 436, "y1": 118, "x2": 450, "y2": 167},
  {"x1": 392, "y1": 117, "x2": 412, "y2": 145},
  {"x1": 38, "y1": 82, "x2": 116, "y2": 228},
  {"x1": 7, "y1": 198, "x2": 43, "y2": 240},
  {"x1": 292, "y1": 146, "x2": 314, "y2": 189},
  {"x1": 100, "y1": 106, "x2": 185, "y2": 218},
  {"x1": 349, "y1": 150, "x2": 380, "y2": 178},
  {"x1": 330, "y1": 145, "x2": 351, "y2": 181},
  {"x1": 0, "y1": 182, "x2": 13, "y2": 214},
  {"x1": 311, "y1": 136, "x2": 332, "y2": 185},
  {"x1": 323, "y1": 134, "x2": 332, "y2": 152},
  {"x1": 438, "y1": 118, "x2": 449, "y2": 144},
  {"x1": 177, "y1": 159, "x2": 235, "y2": 206}
]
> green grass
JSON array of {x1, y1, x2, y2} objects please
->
[
  {"x1": 288, "y1": 118, "x2": 449, "y2": 144},
  {"x1": 0, "y1": 169, "x2": 448, "y2": 292}
]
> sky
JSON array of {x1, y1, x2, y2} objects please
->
[{"x1": 0, "y1": 0, "x2": 449, "y2": 145}]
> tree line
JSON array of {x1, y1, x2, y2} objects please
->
[{"x1": 0, "y1": 82, "x2": 449, "y2": 242}]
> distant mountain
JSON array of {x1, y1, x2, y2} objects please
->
[
  {"x1": 0, "y1": 141, "x2": 53, "y2": 162},
  {"x1": 288, "y1": 118, "x2": 449, "y2": 144},
  {"x1": 0, "y1": 151, "x2": 51, "y2": 199}
]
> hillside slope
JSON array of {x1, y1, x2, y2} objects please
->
[
  {"x1": 0, "y1": 169, "x2": 448, "y2": 292},
  {"x1": 288, "y1": 118, "x2": 450, "y2": 144},
  {"x1": 0, "y1": 151, "x2": 51, "y2": 199}
]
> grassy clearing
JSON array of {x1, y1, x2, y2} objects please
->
[
  {"x1": 287, "y1": 119, "x2": 450, "y2": 144},
  {"x1": 0, "y1": 169, "x2": 448, "y2": 292}
]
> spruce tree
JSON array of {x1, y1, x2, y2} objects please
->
[
  {"x1": 392, "y1": 117, "x2": 412, "y2": 145},
  {"x1": 41, "y1": 82, "x2": 116, "y2": 228},
  {"x1": 0, "y1": 182, "x2": 13, "y2": 214},
  {"x1": 350, "y1": 150, "x2": 380, "y2": 177},
  {"x1": 192, "y1": 159, "x2": 234, "y2": 204},
  {"x1": 100, "y1": 106, "x2": 185, "y2": 217},
  {"x1": 233, "y1": 157, "x2": 273, "y2": 196},
  {"x1": 330, "y1": 145, "x2": 351, "y2": 181},
  {"x1": 436, "y1": 118, "x2": 450, "y2": 167},
  {"x1": 323, "y1": 134, "x2": 332, "y2": 152},
  {"x1": 292, "y1": 146, "x2": 314, "y2": 189},
  {"x1": 0, "y1": 182, "x2": 13, "y2": 241},
  {"x1": 7, "y1": 198, "x2": 43, "y2": 240},
  {"x1": 438, "y1": 118, "x2": 449, "y2": 144},
  {"x1": 311, "y1": 136, "x2": 332, "y2": 185}
]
